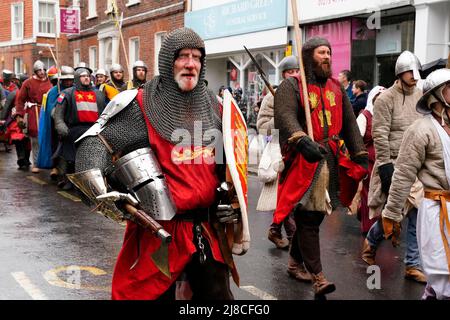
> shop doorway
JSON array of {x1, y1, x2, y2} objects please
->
[{"x1": 376, "y1": 54, "x2": 399, "y2": 88}]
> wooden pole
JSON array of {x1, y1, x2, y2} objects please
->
[
  {"x1": 112, "y1": 0, "x2": 131, "y2": 83},
  {"x1": 118, "y1": 15, "x2": 131, "y2": 87},
  {"x1": 291, "y1": 0, "x2": 314, "y2": 140},
  {"x1": 53, "y1": 9, "x2": 61, "y2": 93}
]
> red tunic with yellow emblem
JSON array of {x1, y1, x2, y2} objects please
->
[
  {"x1": 274, "y1": 76, "x2": 367, "y2": 224},
  {"x1": 111, "y1": 90, "x2": 224, "y2": 300}
]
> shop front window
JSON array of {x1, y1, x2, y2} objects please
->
[
  {"x1": 351, "y1": 11, "x2": 415, "y2": 88},
  {"x1": 306, "y1": 20, "x2": 352, "y2": 78}
]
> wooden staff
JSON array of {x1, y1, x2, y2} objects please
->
[
  {"x1": 291, "y1": 0, "x2": 314, "y2": 140},
  {"x1": 54, "y1": 11, "x2": 61, "y2": 93},
  {"x1": 47, "y1": 45, "x2": 60, "y2": 94},
  {"x1": 112, "y1": 0, "x2": 131, "y2": 80}
]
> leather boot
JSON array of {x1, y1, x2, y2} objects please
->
[
  {"x1": 268, "y1": 228, "x2": 289, "y2": 249},
  {"x1": 405, "y1": 267, "x2": 427, "y2": 284},
  {"x1": 361, "y1": 239, "x2": 376, "y2": 265},
  {"x1": 50, "y1": 168, "x2": 59, "y2": 180},
  {"x1": 287, "y1": 256, "x2": 312, "y2": 282},
  {"x1": 311, "y1": 272, "x2": 336, "y2": 295}
]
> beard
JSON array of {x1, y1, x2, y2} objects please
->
[
  {"x1": 175, "y1": 73, "x2": 199, "y2": 92},
  {"x1": 313, "y1": 60, "x2": 332, "y2": 79}
]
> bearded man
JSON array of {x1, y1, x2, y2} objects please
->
[
  {"x1": 126, "y1": 60, "x2": 148, "y2": 90},
  {"x1": 53, "y1": 67, "x2": 106, "y2": 190},
  {"x1": 274, "y1": 37, "x2": 368, "y2": 296},
  {"x1": 72, "y1": 28, "x2": 236, "y2": 300}
]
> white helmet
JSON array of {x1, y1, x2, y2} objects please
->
[
  {"x1": 74, "y1": 62, "x2": 93, "y2": 74},
  {"x1": 416, "y1": 68, "x2": 450, "y2": 114},
  {"x1": 59, "y1": 66, "x2": 75, "y2": 80},
  {"x1": 109, "y1": 63, "x2": 123, "y2": 73},
  {"x1": 33, "y1": 60, "x2": 45, "y2": 72},
  {"x1": 395, "y1": 51, "x2": 422, "y2": 80},
  {"x1": 95, "y1": 68, "x2": 107, "y2": 77},
  {"x1": 132, "y1": 60, "x2": 147, "y2": 70}
]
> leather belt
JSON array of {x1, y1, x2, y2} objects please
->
[
  {"x1": 424, "y1": 189, "x2": 450, "y2": 277},
  {"x1": 175, "y1": 208, "x2": 210, "y2": 222}
]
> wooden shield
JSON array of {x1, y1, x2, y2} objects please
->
[{"x1": 222, "y1": 89, "x2": 250, "y2": 255}]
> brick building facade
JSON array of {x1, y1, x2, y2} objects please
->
[
  {"x1": 68, "y1": 0, "x2": 185, "y2": 80},
  {"x1": 0, "y1": 0, "x2": 70, "y2": 76}
]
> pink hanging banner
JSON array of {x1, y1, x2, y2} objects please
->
[
  {"x1": 60, "y1": 8, "x2": 80, "y2": 34},
  {"x1": 306, "y1": 20, "x2": 351, "y2": 77}
]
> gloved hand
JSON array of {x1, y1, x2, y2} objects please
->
[
  {"x1": 15, "y1": 115, "x2": 26, "y2": 129},
  {"x1": 378, "y1": 163, "x2": 394, "y2": 194},
  {"x1": 215, "y1": 203, "x2": 239, "y2": 224},
  {"x1": 382, "y1": 217, "x2": 401, "y2": 247},
  {"x1": 56, "y1": 123, "x2": 69, "y2": 139},
  {"x1": 296, "y1": 136, "x2": 328, "y2": 163},
  {"x1": 351, "y1": 153, "x2": 369, "y2": 170}
]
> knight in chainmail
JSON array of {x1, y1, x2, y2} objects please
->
[
  {"x1": 53, "y1": 67, "x2": 106, "y2": 189},
  {"x1": 74, "y1": 28, "x2": 234, "y2": 300},
  {"x1": 273, "y1": 37, "x2": 368, "y2": 296}
]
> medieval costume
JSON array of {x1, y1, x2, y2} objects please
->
[
  {"x1": 1, "y1": 74, "x2": 30, "y2": 168},
  {"x1": 53, "y1": 67, "x2": 105, "y2": 189},
  {"x1": 274, "y1": 37, "x2": 368, "y2": 296},
  {"x1": 73, "y1": 28, "x2": 236, "y2": 300},
  {"x1": 15, "y1": 61, "x2": 52, "y2": 172},
  {"x1": 37, "y1": 66, "x2": 75, "y2": 170},
  {"x1": 257, "y1": 55, "x2": 299, "y2": 250},
  {"x1": 362, "y1": 51, "x2": 426, "y2": 283},
  {"x1": 356, "y1": 86, "x2": 385, "y2": 234},
  {"x1": 382, "y1": 69, "x2": 450, "y2": 299}
]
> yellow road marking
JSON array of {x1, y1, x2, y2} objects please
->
[
  {"x1": 57, "y1": 191, "x2": 81, "y2": 202},
  {"x1": 44, "y1": 266, "x2": 109, "y2": 291},
  {"x1": 12, "y1": 271, "x2": 48, "y2": 300},
  {"x1": 26, "y1": 176, "x2": 47, "y2": 186}
]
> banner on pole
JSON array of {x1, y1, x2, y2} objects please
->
[{"x1": 60, "y1": 8, "x2": 80, "y2": 34}]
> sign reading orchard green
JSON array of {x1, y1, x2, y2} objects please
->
[{"x1": 185, "y1": 0, "x2": 287, "y2": 40}]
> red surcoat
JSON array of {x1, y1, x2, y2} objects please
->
[
  {"x1": 111, "y1": 90, "x2": 224, "y2": 300},
  {"x1": 274, "y1": 77, "x2": 367, "y2": 224}
]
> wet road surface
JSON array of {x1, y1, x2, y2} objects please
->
[{"x1": 0, "y1": 148, "x2": 425, "y2": 300}]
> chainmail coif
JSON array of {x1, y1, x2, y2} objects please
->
[
  {"x1": 143, "y1": 27, "x2": 222, "y2": 146},
  {"x1": 74, "y1": 68, "x2": 93, "y2": 91}
]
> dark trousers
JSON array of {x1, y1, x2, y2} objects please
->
[
  {"x1": 270, "y1": 213, "x2": 296, "y2": 240},
  {"x1": 289, "y1": 210, "x2": 325, "y2": 274},
  {"x1": 14, "y1": 138, "x2": 31, "y2": 167},
  {"x1": 158, "y1": 228, "x2": 234, "y2": 301}
]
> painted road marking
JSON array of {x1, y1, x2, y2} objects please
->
[
  {"x1": 57, "y1": 191, "x2": 81, "y2": 202},
  {"x1": 44, "y1": 266, "x2": 109, "y2": 291},
  {"x1": 11, "y1": 271, "x2": 48, "y2": 300},
  {"x1": 240, "y1": 285, "x2": 277, "y2": 300},
  {"x1": 26, "y1": 176, "x2": 47, "y2": 186}
]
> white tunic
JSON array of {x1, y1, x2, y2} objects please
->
[{"x1": 418, "y1": 116, "x2": 450, "y2": 298}]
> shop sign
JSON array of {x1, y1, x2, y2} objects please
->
[
  {"x1": 297, "y1": 0, "x2": 411, "y2": 22},
  {"x1": 185, "y1": 0, "x2": 287, "y2": 40},
  {"x1": 60, "y1": 8, "x2": 80, "y2": 34}
]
